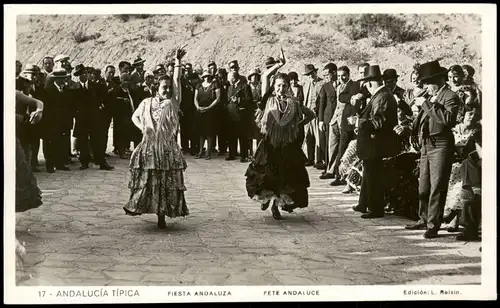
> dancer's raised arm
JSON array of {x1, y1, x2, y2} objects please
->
[
  {"x1": 173, "y1": 48, "x2": 187, "y2": 104},
  {"x1": 261, "y1": 47, "x2": 286, "y2": 98}
]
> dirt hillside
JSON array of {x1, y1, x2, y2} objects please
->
[{"x1": 16, "y1": 14, "x2": 482, "y2": 88}]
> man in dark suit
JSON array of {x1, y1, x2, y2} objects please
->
[
  {"x1": 41, "y1": 69, "x2": 75, "y2": 173},
  {"x1": 353, "y1": 65, "x2": 399, "y2": 219},
  {"x1": 317, "y1": 63, "x2": 338, "y2": 179},
  {"x1": 226, "y1": 69, "x2": 253, "y2": 162},
  {"x1": 325, "y1": 66, "x2": 361, "y2": 184},
  {"x1": 72, "y1": 65, "x2": 114, "y2": 171},
  {"x1": 180, "y1": 63, "x2": 202, "y2": 155},
  {"x1": 102, "y1": 65, "x2": 118, "y2": 155},
  {"x1": 405, "y1": 60, "x2": 461, "y2": 239},
  {"x1": 110, "y1": 72, "x2": 137, "y2": 159}
]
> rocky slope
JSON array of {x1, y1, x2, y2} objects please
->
[{"x1": 16, "y1": 13, "x2": 482, "y2": 88}]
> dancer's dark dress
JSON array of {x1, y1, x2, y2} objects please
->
[
  {"x1": 15, "y1": 91, "x2": 43, "y2": 213},
  {"x1": 245, "y1": 94, "x2": 314, "y2": 212}
]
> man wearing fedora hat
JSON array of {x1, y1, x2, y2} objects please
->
[
  {"x1": 302, "y1": 64, "x2": 324, "y2": 168},
  {"x1": 383, "y1": 68, "x2": 412, "y2": 114},
  {"x1": 405, "y1": 60, "x2": 461, "y2": 239},
  {"x1": 353, "y1": 65, "x2": 399, "y2": 219},
  {"x1": 40, "y1": 68, "x2": 75, "y2": 173},
  {"x1": 131, "y1": 56, "x2": 146, "y2": 89}
]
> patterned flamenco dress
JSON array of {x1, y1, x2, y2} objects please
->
[
  {"x1": 124, "y1": 96, "x2": 189, "y2": 219},
  {"x1": 245, "y1": 95, "x2": 314, "y2": 218}
]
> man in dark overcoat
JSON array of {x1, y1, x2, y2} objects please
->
[{"x1": 353, "y1": 65, "x2": 399, "y2": 219}]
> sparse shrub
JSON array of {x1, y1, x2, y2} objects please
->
[
  {"x1": 72, "y1": 30, "x2": 88, "y2": 43},
  {"x1": 291, "y1": 33, "x2": 369, "y2": 65},
  {"x1": 146, "y1": 28, "x2": 158, "y2": 42},
  {"x1": 279, "y1": 25, "x2": 291, "y2": 32},
  {"x1": 254, "y1": 26, "x2": 273, "y2": 37},
  {"x1": 271, "y1": 14, "x2": 286, "y2": 23},
  {"x1": 118, "y1": 14, "x2": 130, "y2": 22},
  {"x1": 137, "y1": 14, "x2": 151, "y2": 19},
  {"x1": 194, "y1": 15, "x2": 205, "y2": 23},
  {"x1": 72, "y1": 28, "x2": 101, "y2": 44},
  {"x1": 340, "y1": 14, "x2": 425, "y2": 46},
  {"x1": 186, "y1": 24, "x2": 196, "y2": 37}
]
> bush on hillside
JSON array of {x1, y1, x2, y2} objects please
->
[
  {"x1": 194, "y1": 15, "x2": 205, "y2": 23},
  {"x1": 291, "y1": 33, "x2": 369, "y2": 65},
  {"x1": 117, "y1": 14, "x2": 130, "y2": 22},
  {"x1": 339, "y1": 14, "x2": 425, "y2": 46}
]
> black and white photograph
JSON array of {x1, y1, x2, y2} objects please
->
[{"x1": 4, "y1": 3, "x2": 496, "y2": 304}]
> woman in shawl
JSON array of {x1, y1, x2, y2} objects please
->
[
  {"x1": 245, "y1": 49, "x2": 316, "y2": 219},
  {"x1": 124, "y1": 49, "x2": 189, "y2": 229}
]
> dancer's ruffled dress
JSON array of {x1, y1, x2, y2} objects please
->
[
  {"x1": 245, "y1": 96, "x2": 314, "y2": 212},
  {"x1": 124, "y1": 97, "x2": 189, "y2": 217}
]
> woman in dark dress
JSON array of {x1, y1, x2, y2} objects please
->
[
  {"x1": 193, "y1": 70, "x2": 221, "y2": 160},
  {"x1": 245, "y1": 50, "x2": 316, "y2": 219}
]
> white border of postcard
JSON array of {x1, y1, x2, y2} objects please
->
[{"x1": 4, "y1": 3, "x2": 497, "y2": 303}]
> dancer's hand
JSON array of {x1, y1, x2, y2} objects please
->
[
  {"x1": 176, "y1": 48, "x2": 187, "y2": 60},
  {"x1": 29, "y1": 110, "x2": 43, "y2": 124}
]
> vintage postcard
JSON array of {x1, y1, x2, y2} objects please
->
[{"x1": 4, "y1": 3, "x2": 497, "y2": 304}]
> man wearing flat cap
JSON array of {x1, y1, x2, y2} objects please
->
[
  {"x1": 302, "y1": 64, "x2": 324, "y2": 168},
  {"x1": 405, "y1": 60, "x2": 461, "y2": 239},
  {"x1": 353, "y1": 65, "x2": 398, "y2": 219}
]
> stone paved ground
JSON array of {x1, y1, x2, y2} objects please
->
[{"x1": 15, "y1": 139, "x2": 481, "y2": 286}]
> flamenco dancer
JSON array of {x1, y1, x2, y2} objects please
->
[
  {"x1": 245, "y1": 49, "x2": 316, "y2": 219},
  {"x1": 15, "y1": 90, "x2": 44, "y2": 276},
  {"x1": 123, "y1": 48, "x2": 189, "y2": 229}
]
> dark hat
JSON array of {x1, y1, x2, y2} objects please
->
[
  {"x1": 208, "y1": 61, "x2": 216, "y2": 67},
  {"x1": 201, "y1": 70, "x2": 212, "y2": 78},
  {"x1": 23, "y1": 64, "x2": 39, "y2": 74},
  {"x1": 153, "y1": 64, "x2": 165, "y2": 74},
  {"x1": 229, "y1": 60, "x2": 239, "y2": 69},
  {"x1": 248, "y1": 68, "x2": 261, "y2": 80},
  {"x1": 73, "y1": 64, "x2": 86, "y2": 76},
  {"x1": 288, "y1": 71, "x2": 299, "y2": 81},
  {"x1": 184, "y1": 62, "x2": 193, "y2": 69},
  {"x1": 417, "y1": 60, "x2": 448, "y2": 82},
  {"x1": 132, "y1": 56, "x2": 146, "y2": 66},
  {"x1": 303, "y1": 64, "x2": 318, "y2": 75},
  {"x1": 359, "y1": 65, "x2": 383, "y2": 81},
  {"x1": 94, "y1": 68, "x2": 101, "y2": 75},
  {"x1": 265, "y1": 57, "x2": 276, "y2": 69},
  {"x1": 217, "y1": 68, "x2": 227, "y2": 75},
  {"x1": 382, "y1": 68, "x2": 399, "y2": 80},
  {"x1": 48, "y1": 68, "x2": 70, "y2": 79}
]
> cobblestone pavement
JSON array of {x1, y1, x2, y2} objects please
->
[{"x1": 16, "y1": 142, "x2": 481, "y2": 286}]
